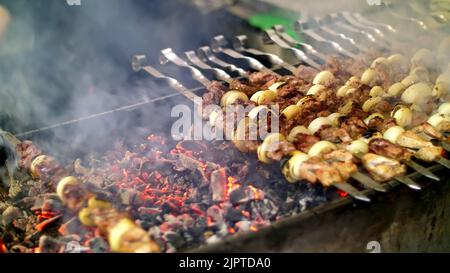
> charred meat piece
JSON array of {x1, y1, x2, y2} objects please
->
[
  {"x1": 318, "y1": 126, "x2": 352, "y2": 143},
  {"x1": 362, "y1": 153, "x2": 406, "y2": 182},
  {"x1": 299, "y1": 157, "x2": 343, "y2": 186},
  {"x1": 371, "y1": 99, "x2": 392, "y2": 114},
  {"x1": 266, "y1": 140, "x2": 296, "y2": 162},
  {"x1": 292, "y1": 133, "x2": 320, "y2": 153},
  {"x1": 412, "y1": 122, "x2": 445, "y2": 140},
  {"x1": 368, "y1": 138, "x2": 413, "y2": 161},
  {"x1": 330, "y1": 161, "x2": 357, "y2": 180},
  {"x1": 294, "y1": 65, "x2": 319, "y2": 83},
  {"x1": 414, "y1": 146, "x2": 443, "y2": 162},
  {"x1": 229, "y1": 79, "x2": 258, "y2": 96},
  {"x1": 249, "y1": 71, "x2": 279, "y2": 87},
  {"x1": 367, "y1": 116, "x2": 385, "y2": 132},
  {"x1": 202, "y1": 81, "x2": 229, "y2": 106},
  {"x1": 340, "y1": 116, "x2": 368, "y2": 139},
  {"x1": 322, "y1": 150, "x2": 355, "y2": 163},
  {"x1": 16, "y1": 141, "x2": 42, "y2": 170}
]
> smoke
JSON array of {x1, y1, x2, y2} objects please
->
[{"x1": 0, "y1": 0, "x2": 244, "y2": 159}]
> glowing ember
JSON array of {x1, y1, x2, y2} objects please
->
[
  {"x1": 0, "y1": 239, "x2": 7, "y2": 253},
  {"x1": 337, "y1": 189, "x2": 349, "y2": 197},
  {"x1": 227, "y1": 176, "x2": 240, "y2": 195}
]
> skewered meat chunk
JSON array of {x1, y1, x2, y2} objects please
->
[
  {"x1": 362, "y1": 153, "x2": 406, "y2": 182},
  {"x1": 265, "y1": 140, "x2": 296, "y2": 162},
  {"x1": 412, "y1": 122, "x2": 445, "y2": 140},
  {"x1": 294, "y1": 65, "x2": 319, "y2": 82},
  {"x1": 322, "y1": 150, "x2": 355, "y2": 163},
  {"x1": 318, "y1": 126, "x2": 352, "y2": 143},
  {"x1": 330, "y1": 161, "x2": 357, "y2": 181},
  {"x1": 292, "y1": 133, "x2": 320, "y2": 153},
  {"x1": 202, "y1": 81, "x2": 228, "y2": 106},
  {"x1": 368, "y1": 138, "x2": 413, "y2": 161},
  {"x1": 16, "y1": 140, "x2": 41, "y2": 170},
  {"x1": 395, "y1": 131, "x2": 434, "y2": 149},
  {"x1": 340, "y1": 116, "x2": 368, "y2": 139},
  {"x1": 248, "y1": 71, "x2": 279, "y2": 87},
  {"x1": 415, "y1": 146, "x2": 444, "y2": 162},
  {"x1": 299, "y1": 157, "x2": 343, "y2": 186},
  {"x1": 229, "y1": 79, "x2": 258, "y2": 96}
]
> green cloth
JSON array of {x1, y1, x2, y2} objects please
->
[{"x1": 248, "y1": 13, "x2": 303, "y2": 42}]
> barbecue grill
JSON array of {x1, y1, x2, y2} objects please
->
[{"x1": 1, "y1": 0, "x2": 450, "y2": 253}]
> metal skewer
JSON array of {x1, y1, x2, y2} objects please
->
[
  {"x1": 332, "y1": 182, "x2": 371, "y2": 202},
  {"x1": 233, "y1": 34, "x2": 297, "y2": 74},
  {"x1": 159, "y1": 48, "x2": 211, "y2": 88},
  {"x1": 271, "y1": 25, "x2": 327, "y2": 64},
  {"x1": 350, "y1": 172, "x2": 386, "y2": 192},
  {"x1": 294, "y1": 20, "x2": 357, "y2": 59},
  {"x1": 261, "y1": 29, "x2": 322, "y2": 69},
  {"x1": 403, "y1": 160, "x2": 440, "y2": 181},
  {"x1": 184, "y1": 50, "x2": 233, "y2": 84},
  {"x1": 211, "y1": 35, "x2": 277, "y2": 75},
  {"x1": 197, "y1": 46, "x2": 248, "y2": 78}
]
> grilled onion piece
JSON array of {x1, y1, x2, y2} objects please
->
[
  {"x1": 313, "y1": 70, "x2": 335, "y2": 86},
  {"x1": 221, "y1": 90, "x2": 249, "y2": 106},
  {"x1": 401, "y1": 82, "x2": 432, "y2": 105},
  {"x1": 308, "y1": 117, "x2": 333, "y2": 135}
]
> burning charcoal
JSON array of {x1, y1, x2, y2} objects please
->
[
  {"x1": 38, "y1": 236, "x2": 66, "y2": 253},
  {"x1": 210, "y1": 168, "x2": 226, "y2": 202},
  {"x1": 235, "y1": 220, "x2": 252, "y2": 232},
  {"x1": 224, "y1": 205, "x2": 243, "y2": 223},
  {"x1": 229, "y1": 187, "x2": 250, "y2": 204},
  {"x1": 86, "y1": 237, "x2": 109, "y2": 253},
  {"x1": 41, "y1": 197, "x2": 63, "y2": 215},
  {"x1": 250, "y1": 199, "x2": 279, "y2": 220},
  {"x1": 10, "y1": 245, "x2": 30, "y2": 253},
  {"x1": 12, "y1": 218, "x2": 28, "y2": 231},
  {"x1": 58, "y1": 217, "x2": 83, "y2": 236},
  {"x1": 173, "y1": 153, "x2": 210, "y2": 186},
  {"x1": 35, "y1": 215, "x2": 62, "y2": 232},
  {"x1": 7, "y1": 179, "x2": 26, "y2": 199},
  {"x1": 163, "y1": 231, "x2": 185, "y2": 249},
  {"x1": 119, "y1": 188, "x2": 137, "y2": 206},
  {"x1": 206, "y1": 205, "x2": 224, "y2": 227},
  {"x1": 1, "y1": 206, "x2": 23, "y2": 226}
]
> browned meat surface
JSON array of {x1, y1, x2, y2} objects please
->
[
  {"x1": 368, "y1": 138, "x2": 412, "y2": 161},
  {"x1": 411, "y1": 111, "x2": 429, "y2": 128},
  {"x1": 381, "y1": 118, "x2": 397, "y2": 131},
  {"x1": 299, "y1": 157, "x2": 343, "y2": 186},
  {"x1": 292, "y1": 133, "x2": 320, "y2": 153},
  {"x1": 322, "y1": 150, "x2": 355, "y2": 163},
  {"x1": 318, "y1": 126, "x2": 352, "y2": 143},
  {"x1": 415, "y1": 146, "x2": 443, "y2": 162},
  {"x1": 362, "y1": 153, "x2": 406, "y2": 182},
  {"x1": 16, "y1": 141, "x2": 42, "y2": 170},
  {"x1": 367, "y1": 116, "x2": 385, "y2": 132},
  {"x1": 346, "y1": 107, "x2": 368, "y2": 120},
  {"x1": 340, "y1": 116, "x2": 368, "y2": 139},
  {"x1": 266, "y1": 140, "x2": 296, "y2": 161},
  {"x1": 412, "y1": 122, "x2": 444, "y2": 140},
  {"x1": 324, "y1": 56, "x2": 369, "y2": 82},
  {"x1": 202, "y1": 81, "x2": 228, "y2": 106},
  {"x1": 330, "y1": 161, "x2": 357, "y2": 180},
  {"x1": 249, "y1": 71, "x2": 279, "y2": 87},
  {"x1": 294, "y1": 65, "x2": 319, "y2": 82},
  {"x1": 229, "y1": 79, "x2": 258, "y2": 96},
  {"x1": 371, "y1": 99, "x2": 392, "y2": 114}
]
